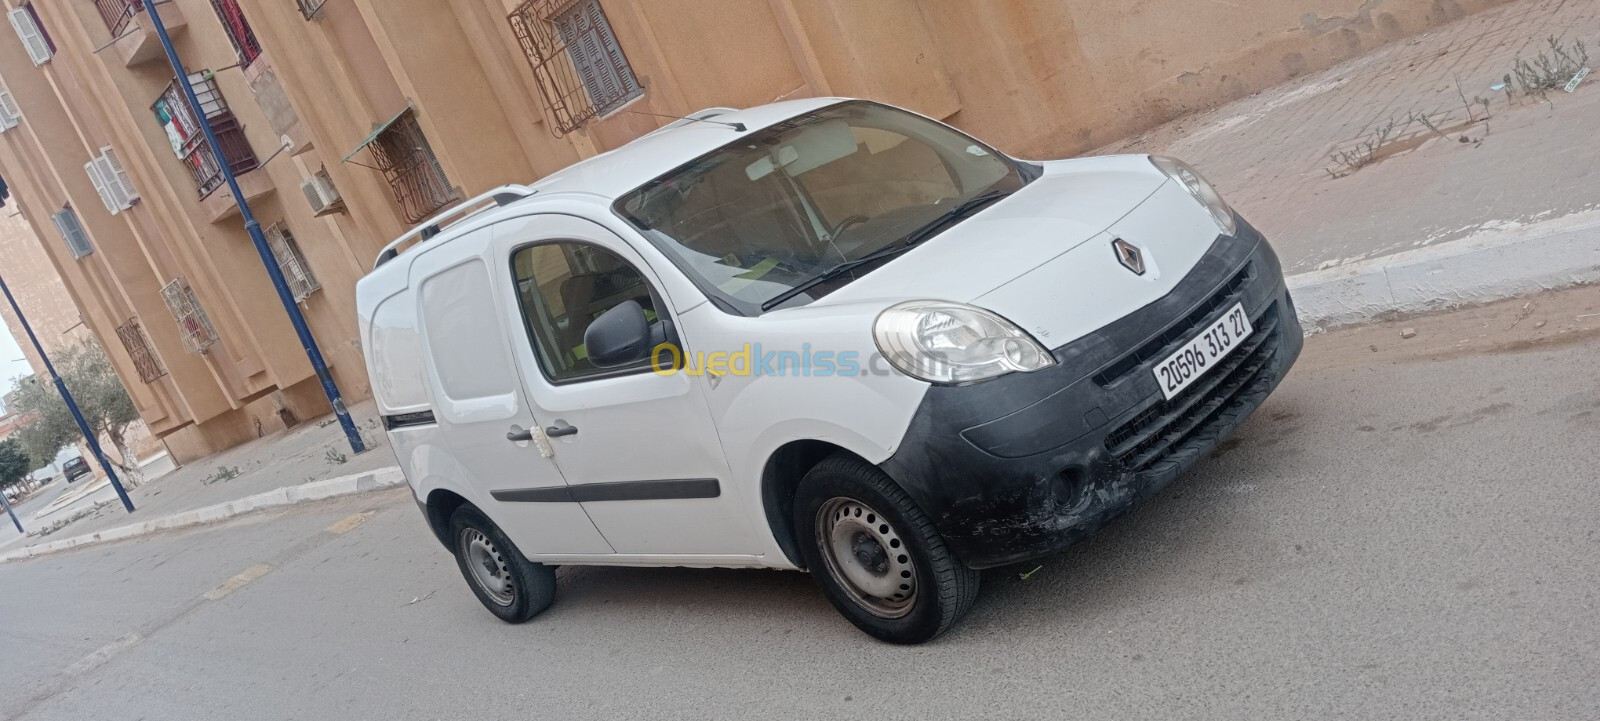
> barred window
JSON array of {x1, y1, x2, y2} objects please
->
[
  {"x1": 159, "y1": 276, "x2": 219, "y2": 354},
  {"x1": 116, "y1": 318, "x2": 167, "y2": 383},
  {"x1": 265, "y1": 223, "x2": 320, "y2": 302},
  {"x1": 153, "y1": 72, "x2": 258, "y2": 197},
  {"x1": 508, "y1": 0, "x2": 642, "y2": 136},
  {"x1": 295, "y1": 0, "x2": 326, "y2": 20},
  {"x1": 368, "y1": 109, "x2": 455, "y2": 223},
  {"x1": 207, "y1": 0, "x2": 261, "y2": 66}
]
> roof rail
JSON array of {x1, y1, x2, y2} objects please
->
[
  {"x1": 641, "y1": 107, "x2": 740, "y2": 138},
  {"x1": 372, "y1": 184, "x2": 535, "y2": 269}
]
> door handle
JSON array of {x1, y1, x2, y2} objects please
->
[
  {"x1": 506, "y1": 428, "x2": 534, "y2": 442},
  {"x1": 545, "y1": 423, "x2": 579, "y2": 438}
]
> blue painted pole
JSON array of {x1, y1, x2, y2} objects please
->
[
  {"x1": 143, "y1": 4, "x2": 366, "y2": 454},
  {"x1": 1, "y1": 485, "x2": 21, "y2": 534},
  {"x1": 0, "y1": 271, "x2": 135, "y2": 513}
]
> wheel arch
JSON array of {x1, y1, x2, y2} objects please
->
[
  {"x1": 424, "y1": 487, "x2": 472, "y2": 549},
  {"x1": 760, "y1": 439, "x2": 871, "y2": 568}
]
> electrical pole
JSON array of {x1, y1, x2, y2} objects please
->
[
  {"x1": 144, "y1": 4, "x2": 366, "y2": 454},
  {"x1": 0, "y1": 271, "x2": 135, "y2": 513}
]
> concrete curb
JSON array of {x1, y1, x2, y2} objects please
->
[
  {"x1": 0, "y1": 467, "x2": 406, "y2": 564},
  {"x1": 1287, "y1": 210, "x2": 1600, "y2": 331}
]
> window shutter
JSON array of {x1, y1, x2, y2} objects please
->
[
  {"x1": 556, "y1": 0, "x2": 638, "y2": 115},
  {"x1": 8, "y1": 8, "x2": 52, "y2": 66},
  {"x1": 96, "y1": 155, "x2": 131, "y2": 212},
  {"x1": 0, "y1": 77, "x2": 19, "y2": 130},
  {"x1": 100, "y1": 147, "x2": 139, "y2": 204},
  {"x1": 586, "y1": 1, "x2": 628, "y2": 102},
  {"x1": 85, "y1": 160, "x2": 118, "y2": 214},
  {"x1": 51, "y1": 209, "x2": 92, "y2": 258}
]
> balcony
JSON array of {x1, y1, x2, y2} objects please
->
[
  {"x1": 154, "y1": 74, "x2": 260, "y2": 204},
  {"x1": 94, "y1": 0, "x2": 139, "y2": 36},
  {"x1": 102, "y1": 0, "x2": 188, "y2": 67},
  {"x1": 208, "y1": 0, "x2": 261, "y2": 67}
]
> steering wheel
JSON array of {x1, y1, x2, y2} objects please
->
[{"x1": 827, "y1": 215, "x2": 870, "y2": 241}]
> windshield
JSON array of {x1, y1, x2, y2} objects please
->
[{"x1": 614, "y1": 101, "x2": 1031, "y2": 315}]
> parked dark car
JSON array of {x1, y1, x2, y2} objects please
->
[{"x1": 63, "y1": 457, "x2": 92, "y2": 483}]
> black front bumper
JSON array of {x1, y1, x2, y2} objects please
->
[{"x1": 879, "y1": 218, "x2": 1303, "y2": 569}]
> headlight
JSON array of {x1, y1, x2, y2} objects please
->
[
  {"x1": 1149, "y1": 156, "x2": 1237, "y2": 236},
  {"x1": 873, "y1": 301, "x2": 1054, "y2": 384}
]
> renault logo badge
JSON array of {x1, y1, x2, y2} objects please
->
[{"x1": 1112, "y1": 238, "x2": 1146, "y2": 276}]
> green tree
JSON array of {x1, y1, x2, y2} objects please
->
[
  {"x1": 8, "y1": 339, "x2": 142, "y2": 481},
  {"x1": 0, "y1": 437, "x2": 30, "y2": 493}
]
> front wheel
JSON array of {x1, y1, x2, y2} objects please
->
[
  {"x1": 448, "y1": 505, "x2": 556, "y2": 623},
  {"x1": 794, "y1": 454, "x2": 980, "y2": 644}
]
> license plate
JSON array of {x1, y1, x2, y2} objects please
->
[{"x1": 1153, "y1": 303, "x2": 1252, "y2": 400}]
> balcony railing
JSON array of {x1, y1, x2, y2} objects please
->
[
  {"x1": 208, "y1": 0, "x2": 261, "y2": 66},
  {"x1": 154, "y1": 74, "x2": 259, "y2": 198},
  {"x1": 95, "y1": 0, "x2": 141, "y2": 37}
]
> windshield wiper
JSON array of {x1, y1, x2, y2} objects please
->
[
  {"x1": 760, "y1": 242, "x2": 918, "y2": 311},
  {"x1": 899, "y1": 189, "x2": 1010, "y2": 248},
  {"x1": 758, "y1": 190, "x2": 1011, "y2": 312}
]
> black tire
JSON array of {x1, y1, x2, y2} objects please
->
[
  {"x1": 448, "y1": 505, "x2": 556, "y2": 624},
  {"x1": 793, "y1": 454, "x2": 980, "y2": 644}
]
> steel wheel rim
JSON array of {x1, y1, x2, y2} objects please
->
[
  {"x1": 816, "y1": 497, "x2": 916, "y2": 619},
  {"x1": 460, "y1": 528, "x2": 515, "y2": 606}
]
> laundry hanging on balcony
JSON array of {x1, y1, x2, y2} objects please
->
[{"x1": 153, "y1": 101, "x2": 188, "y2": 159}]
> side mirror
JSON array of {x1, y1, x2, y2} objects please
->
[{"x1": 585, "y1": 300, "x2": 656, "y2": 369}]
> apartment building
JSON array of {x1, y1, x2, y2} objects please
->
[{"x1": 0, "y1": 0, "x2": 1507, "y2": 463}]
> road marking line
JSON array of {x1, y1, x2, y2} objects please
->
[
  {"x1": 204, "y1": 563, "x2": 273, "y2": 601},
  {"x1": 61, "y1": 633, "x2": 142, "y2": 677},
  {"x1": 326, "y1": 510, "x2": 376, "y2": 535}
]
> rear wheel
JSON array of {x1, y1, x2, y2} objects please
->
[
  {"x1": 449, "y1": 506, "x2": 556, "y2": 623},
  {"x1": 794, "y1": 454, "x2": 980, "y2": 644}
]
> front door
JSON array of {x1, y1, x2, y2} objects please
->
[
  {"x1": 407, "y1": 231, "x2": 612, "y2": 556},
  {"x1": 492, "y1": 214, "x2": 763, "y2": 557}
]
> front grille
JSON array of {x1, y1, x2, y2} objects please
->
[
  {"x1": 1105, "y1": 304, "x2": 1281, "y2": 472},
  {"x1": 1094, "y1": 263, "x2": 1254, "y2": 386}
]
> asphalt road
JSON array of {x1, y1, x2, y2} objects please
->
[{"x1": 0, "y1": 323, "x2": 1595, "y2": 720}]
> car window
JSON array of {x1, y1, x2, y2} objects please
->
[
  {"x1": 511, "y1": 242, "x2": 660, "y2": 383},
  {"x1": 614, "y1": 100, "x2": 1025, "y2": 315}
]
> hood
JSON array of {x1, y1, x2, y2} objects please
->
[
  {"x1": 816, "y1": 154, "x2": 1170, "y2": 311},
  {"x1": 813, "y1": 154, "x2": 1225, "y2": 346}
]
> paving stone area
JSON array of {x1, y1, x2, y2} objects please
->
[{"x1": 1109, "y1": 0, "x2": 1600, "y2": 273}]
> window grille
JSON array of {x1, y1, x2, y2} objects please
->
[
  {"x1": 159, "y1": 276, "x2": 219, "y2": 354},
  {"x1": 93, "y1": 0, "x2": 140, "y2": 37},
  {"x1": 368, "y1": 109, "x2": 455, "y2": 223},
  {"x1": 153, "y1": 72, "x2": 258, "y2": 197},
  {"x1": 115, "y1": 318, "x2": 167, "y2": 383},
  {"x1": 508, "y1": 0, "x2": 642, "y2": 136},
  {"x1": 296, "y1": 0, "x2": 326, "y2": 20},
  {"x1": 207, "y1": 0, "x2": 261, "y2": 66},
  {"x1": 265, "y1": 223, "x2": 320, "y2": 302}
]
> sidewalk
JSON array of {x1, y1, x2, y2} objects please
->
[
  {"x1": 1108, "y1": 0, "x2": 1600, "y2": 306},
  {"x1": 1, "y1": 399, "x2": 400, "y2": 554}
]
